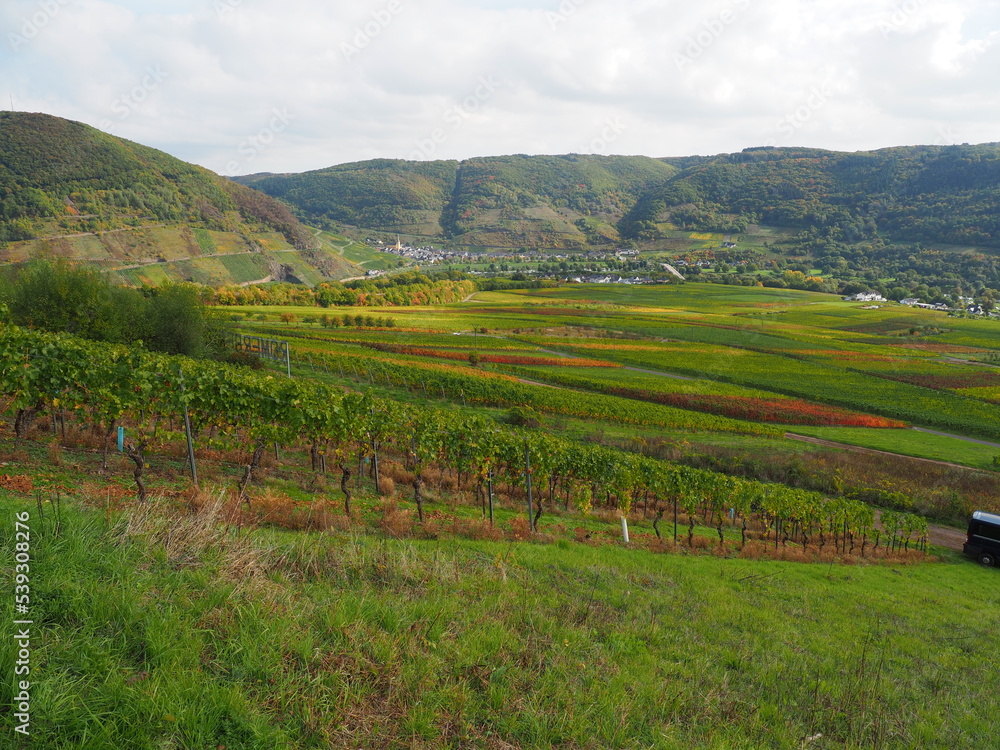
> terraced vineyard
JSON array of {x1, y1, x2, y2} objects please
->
[
  {"x1": 228, "y1": 281, "x2": 1000, "y2": 521},
  {"x1": 5, "y1": 280, "x2": 1000, "y2": 749}
]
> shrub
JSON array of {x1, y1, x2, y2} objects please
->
[
  {"x1": 378, "y1": 502, "x2": 414, "y2": 538},
  {"x1": 503, "y1": 406, "x2": 543, "y2": 428},
  {"x1": 508, "y1": 517, "x2": 532, "y2": 540}
]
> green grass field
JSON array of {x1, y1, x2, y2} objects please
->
[
  {"x1": 788, "y1": 426, "x2": 1000, "y2": 471},
  {"x1": 2, "y1": 492, "x2": 996, "y2": 749}
]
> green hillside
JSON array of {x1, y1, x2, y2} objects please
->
[
  {"x1": 623, "y1": 144, "x2": 1000, "y2": 246},
  {"x1": 239, "y1": 154, "x2": 679, "y2": 249},
  {"x1": 237, "y1": 159, "x2": 460, "y2": 237},
  {"x1": 0, "y1": 112, "x2": 361, "y2": 285},
  {"x1": 236, "y1": 145, "x2": 1000, "y2": 252}
]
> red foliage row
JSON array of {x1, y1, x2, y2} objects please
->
[
  {"x1": 805, "y1": 349, "x2": 900, "y2": 363},
  {"x1": 604, "y1": 386, "x2": 907, "y2": 428}
]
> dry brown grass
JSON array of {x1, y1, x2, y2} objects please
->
[
  {"x1": 193, "y1": 447, "x2": 225, "y2": 462},
  {"x1": 46, "y1": 441, "x2": 63, "y2": 466},
  {"x1": 380, "y1": 461, "x2": 415, "y2": 486},
  {"x1": 378, "y1": 500, "x2": 415, "y2": 538},
  {"x1": 77, "y1": 480, "x2": 133, "y2": 509},
  {"x1": 688, "y1": 535, "x2": 715, "y2": 551},
  {"x1": 507, "y1": 517, "x2": 532, "y2": 541},
  {"x1": 449, "y1": 516, "x2": 504, "y2": 542},
  {"x1": 0, "y1": 448, "x2": 29, "y2": 462},
  {"x1": 117, "y1": 492, "x2": 276, "y2": 582},
  {"x1": 245, "y1": 488, "x2": 339, "y2": 532},
  {"x1": 60, "y1": 425, "x2": 103, "y2": 451},
  {"x1": 736, "y1": 538, "x2": 927, "y2": 565}
]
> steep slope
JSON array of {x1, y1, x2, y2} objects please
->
[
  {"x1": 443, "y1": 154, "x2": 679, "y2": 249},
  {"x1": 240, "y1": 154, "x2": 679, "y2": 249},
  {"x1": 623, "y1": 144, "x2": 1000, "y2": 247},
  {"x1": 239, "y1": 144, "x2": 1000, "y2": 252},
  {"x1": 0, "y1": 112, "x2": 358, "y2": 285},
  {"x1": 236, "y1": 159, "x2": 460, "y2": 237}
]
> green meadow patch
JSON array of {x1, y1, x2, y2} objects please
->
[{"x1": 2, "y1": 493, "x2": 998, "y2": 749}]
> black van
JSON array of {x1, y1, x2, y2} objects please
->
[{"x1": 964, "y1": 511, "x2": 1000, "y2": 566}]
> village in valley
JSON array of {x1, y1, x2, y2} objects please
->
[{"x1": 364, "y1": 235, "x2": 996, "y2": 314}]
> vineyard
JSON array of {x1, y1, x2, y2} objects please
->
[
  {"x1": 0, "y1": 323, "x2": 931, "y2": 558},
  {"x1": 215, "y1": 282, "x2": 1000, "y2": 518},
  {"x1": 503, "y1": 365, "x2": 908, "y2": 428},
  {"x1": 5, "y1": 282, "x2": 1000, "y2": 750}
]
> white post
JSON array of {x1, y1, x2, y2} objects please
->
[{"x1": 621, "y1": 516, "x2": 630, "y2": 544}]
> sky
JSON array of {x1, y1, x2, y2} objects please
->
[{"x1": 2, "y1": 0, "x2": 999, "y2": 175}]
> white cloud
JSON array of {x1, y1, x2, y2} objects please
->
[{"x1": 1, "y1": 0, "x2": 998, "y2": 173}]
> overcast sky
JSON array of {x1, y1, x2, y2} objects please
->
[{"x1": 2, "y1": 0, "x2": 999, "y2": 175}]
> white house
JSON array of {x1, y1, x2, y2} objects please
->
[{"x1": 843, "y1": 291, "x2": 886, "y2": 302}]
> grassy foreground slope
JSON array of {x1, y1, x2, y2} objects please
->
[{"x1": 1, "y1": 492, "x2": 997, "y2": 750}]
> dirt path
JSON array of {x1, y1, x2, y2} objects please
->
[
  {"x1": 34, "y1": 223, "x2": 168, "y2": 241},
  {"x1": 239, "y1": 275, "x2": 274, "y2": 287},
  {"x1": 108, "y1": 249, "x2": 260, "y2": 272},
  {"x1": 927, "y1": 525, "x2": 966, "y2": 551},
  {"x1": 517, "y1": 378, "x2": 562, "y2": 389}
]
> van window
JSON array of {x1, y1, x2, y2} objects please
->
[{"x1": 972, "y1": 522, "x2": 1000, "y2": 542}]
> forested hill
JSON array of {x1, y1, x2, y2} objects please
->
[
  {"x1": 237, "y1": 159, "x2": 461, "y2": 238},
  {"x1": 621, "y1": 144, "x2": 1000, "y2": 247},
  {"x1": 238, "y1": 144, "x2": 1000, "y2": 250},
  {"x1": 0, "y1": 112, "x2": 316, "y2": 250},
  {"x1": 235, "y1": 154, "x2": 680, "y2": 249}
]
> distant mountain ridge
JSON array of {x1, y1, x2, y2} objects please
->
[
  {"x1": 235, "y1": 154, "x2": 681, "y2": 249},
  {"x1": 237, "y1": 144, "x2": 1000, "y2": 250},
  {"x1": 0, "y1": 112, "x2": 359, "y2": 286}
]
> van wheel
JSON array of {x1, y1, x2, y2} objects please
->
[{"x1": 979, "y1": 552, "x2": 996, "y2": 567}]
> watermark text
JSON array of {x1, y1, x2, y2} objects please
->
[
  {"x1": 675, "y1": 0, "x2": 751, "y2": 71},
  {"x1": 8, "y1": 0, "x2": 72, "y2": 52},
  {"x1": 341, "y1": 1, "x2": 405, "y2": 60},
  {"x1": 225, "y1": 107, "x2": 295, "y2": 174},
  {"x1": 409, "y1": 75, "x2": 503, "y2": 161},
  {"x1": 98, "y1": 66, "x2": 169, "y2": 133},
  {"x1": 13, "y1": 510, "x2": 32, "y2": 736}
]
